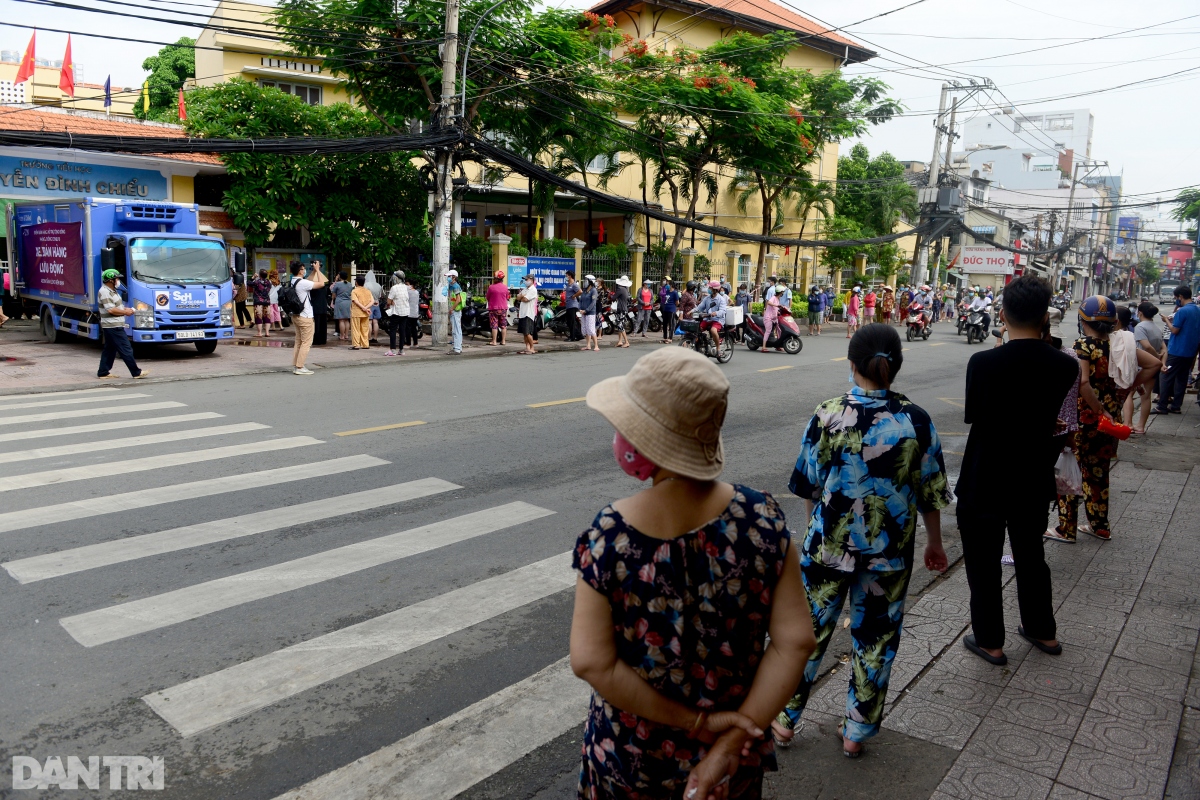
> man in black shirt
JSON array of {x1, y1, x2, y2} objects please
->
[{"x1": 956, "y1": 275, "x2": 1079, "y2": 666}]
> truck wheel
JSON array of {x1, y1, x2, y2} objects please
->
[
  {"x1": 195, "y1": 340, "x2": 218, "y2": 355},
  {"x1": 40, "y1": 308, "x2": 61, "y2": 344}
]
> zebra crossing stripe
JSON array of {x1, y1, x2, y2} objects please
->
[
  {"x1": 5, "y1": 478, "x2": 461, "y2": 584},
  {"x1": 142, "y1": 551, "x2": 573, "y2": 737},
  {"x1": 0, "y1": 388, "x2": 121, "y2": 403},
  {"x1": 0, "y1": 401, "x2": 187, "y2": 427},
  {"x1": 0, "y1": 455, "x2": 387, "y2": 534},
  {"x1": 64, "y1": 503, "x2": 557, "y2": 649},
  {"x1": 0, "y1": 413, "x2": 225, "y2": 444},
  {"x1": 0, "y1": 437, "x2": 322, "y2": 493},
  {"x1": 269, "y1": 657, "x2": 586, "y2": 800},
  {"x1": 0, "y1": 392, "x2": 150, "y2": 411},
  {"x1": 0, "y1": 422, "x2": 269, "y2": 464}
]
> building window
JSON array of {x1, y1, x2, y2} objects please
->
[
  {"x1": 586, "y1": 153, "x2": 618, "y2": 173},
  {"x1": 260, "y1": 57, "x2": 321, "y2": 74},
  {"x1": 259, "y1": 80, "x2": 322, "y2": 105},
  {"x1": 1045, "y1": 115, "x2": 1073, "y2": 131}
]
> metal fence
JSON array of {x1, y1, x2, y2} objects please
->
[{"x1": 580, "y1": 254, "x2": 630, "y2": 284}]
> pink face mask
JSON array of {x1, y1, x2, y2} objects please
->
[{"x1": 613, "y1": 432, "x2": 656, "y2": 481}]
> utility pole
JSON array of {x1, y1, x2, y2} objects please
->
[
  {"x1": 932, "y1": 96, "x2": 959, "y2": 289},
  {"x1": 912, "y1": 83, "x2": 950, "y2": 288},
  {"x1": 429, "y1": 0, "x2": 461, "y2": 348}
]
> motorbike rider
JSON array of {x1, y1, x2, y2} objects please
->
[
  {"x1": 694, "y1": 279, "x2": 728, "y2": 348},
  {"x1": 968, "y1": 287, "x2": 993, "y2": 331},
  {"x1": 762, "y1": 275, "x2": 782, "y2": 349}
]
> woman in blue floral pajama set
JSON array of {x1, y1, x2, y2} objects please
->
[{"x1": 773, "y1": 323, "x2": 953, "y2": 757}]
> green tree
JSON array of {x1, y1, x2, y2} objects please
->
[
  {"x1": 185, "y1": 80, "x2": 426, "y2": 267},
  {"x1": 835, "y1": 144, "x2": 918, "y2": 236},
  {"x1": 1170, "y1": 188, "x2": 1200, "y2": 241},
  {"x1": 136, "y1": 37, "x2": 195, "y2": 122},
  {"x1": 273, "y1": 1, "x2": 621, "y2": 135},
  {"x1": 1136, "y1": 253, "x2": 1161, "y2": 286}
]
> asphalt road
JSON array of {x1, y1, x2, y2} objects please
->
[{"x1": 0, "y1": 319, "x2": 983, "y2": 799}]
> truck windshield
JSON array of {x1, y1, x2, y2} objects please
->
[{"x1": 130, "y1": 238, "x2": 227, "y2": 285}]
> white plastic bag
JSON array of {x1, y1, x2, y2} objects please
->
[{"x1": 1055, "y1": 447, "x2": 1082, "y2": 496}]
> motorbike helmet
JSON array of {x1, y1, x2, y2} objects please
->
[
  {"x1": 101, "y1": 269, "x2": 121, "y2": 282},
  {"x1": 1078, "y1": 295, "x2": 1117, "y2": 322},
  {"x1": 686, "y1": 280, "x2": 697, "y2": 292},
  {"x1": 707, "y1": 280, "x2": 721, "y2": 291},
  {"x1": 584, "y1": 274, "x2": 596, "y2": 283}
]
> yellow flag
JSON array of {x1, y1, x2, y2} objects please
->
[
  {"x1": 142, "y1": 80, "x2": 150, "y2": 113},
  {"x1": 535, "y1": 216, "x2": 542, "y2": 240}
]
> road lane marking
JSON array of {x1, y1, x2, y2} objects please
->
[
  {"x1": 0, "y1": 422, "x2": 268, "y2": 464},
  {"x1": 0, "y1": 401, "x2": 187, "y2": 427},
  {"x1": 938, "y1": 397, "x2": 966, "y2": 408},
  {"x1": 4, "y1": 477, "x2": 462, "y2": 584},
  {"x1": 0, "y1": 388, "x2": 121, "y2": 403},
  {"x1": 334, "y1": 421, "x2": 425, "y2": 436},
  {"x1": 144, "y1": 551, "x2": 573, "y2": 737},
  {"x1": 758, "y1": 365, "x2": 794, "y2": 372},
  {"x1": 0, "y1": 437, "x2": 322, "y2": 494},
  {"x1": 268, "y1": 657, "x2": 586, "y2": 800},
  {"x1": 929, "y1": 342, "x2": 946, "y2": 346},
  {"x1": 527, "y1": 397, "x2": 585, "y2": 408},
  {"x1": 65, "y1": 502, "x2": 557, "y2": 648},
  {"x1": 830, "y1": 357, "x2": 847, "y2": 362},
  {"x1": 0, "y1": 413, "x2": 224, "y2": 444},
  {"x1": 0, "y1": 455, "x2": 386, "y2": 534},
  {"x1": 0, "y1": 393, "x2": 150, "y2": 411}
]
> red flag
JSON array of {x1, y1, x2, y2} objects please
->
[
  {"x1": 14, "y1": 31, "x2": 35, "y2": 85},
  {"x1": 177, "y1": 88, "x2": 186, "y2": 121},
  {"x1": 598, "y1": 221, "x2": 605, "y2": 243},
  {"x1": 58, "y1": 35, "x2": 75, "y2": 97},
  {"x1": 784, "y1": 245, "x2": 790, "y2": 255}
]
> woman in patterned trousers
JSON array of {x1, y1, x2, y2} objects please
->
[{"x1": 775, "y1": 323, "x2": 952, "y2": 757}]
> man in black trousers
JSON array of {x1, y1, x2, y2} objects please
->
[{"x1": 956, "y1": 274, "x2": 1079, "y2": 666}]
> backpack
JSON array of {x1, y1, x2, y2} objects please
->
[{"x1": 278, "y1": 278, "x2": 306, "y2": 316}]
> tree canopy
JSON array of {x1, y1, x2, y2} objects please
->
[
  {"x1": 185, "y1": 80, "x2": 426, "y2": 267},
  {"x1": 834, "y1": 143, "x2": 918, "y2": 236},
  {"x1": 136, "y1": 37, "x2": 195, "y2": 122}
]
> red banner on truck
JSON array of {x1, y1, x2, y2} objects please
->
[{"x1": 20, "y1": 221, "x2": 86, "y2": 294}]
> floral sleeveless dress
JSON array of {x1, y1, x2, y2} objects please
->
[{"x1": 573, "y1": 485, "x2": 792, "y2": 800}]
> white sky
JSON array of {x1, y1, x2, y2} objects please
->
[{"x1": 1, "y1": 0, "x2": 1197, "y2": 210}]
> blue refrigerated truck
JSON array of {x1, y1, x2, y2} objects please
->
[{"x1": 4, "y1": 197, "x2": 235, "y2": 354}]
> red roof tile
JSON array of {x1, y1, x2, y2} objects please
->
[
  {"x1": 590, "y1": 0, "x2": 867, "y2": 55},
  {"x1": 0, "y1": 107, "x2": 222, "y2": 166},
  {"x1": 199, "y1": 209, "x2": 238, "y2": 230}
]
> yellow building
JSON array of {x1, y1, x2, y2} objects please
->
[
  {"x1": 0, "y1": 53, "x2": 137, "y2": 117},
  {"x1": 190, "y1": 0, "x2": 874, "y2": 285},
  {"x1": 193, "y1": 1, "x2": 352, "y2": 106}
]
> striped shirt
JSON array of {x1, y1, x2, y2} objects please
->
[{"x1": 98, "y1": 285, "x2": 127, "y2": 329}]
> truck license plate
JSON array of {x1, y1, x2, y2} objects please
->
[{"x1": 175, "y1": 330, "x2": 205, "y2": 340}]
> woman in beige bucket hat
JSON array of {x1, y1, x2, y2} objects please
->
[{"x1": 570, "y1": 346, "x2": 816, "y2": 800}]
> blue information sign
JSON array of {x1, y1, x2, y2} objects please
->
[
  {"x1": 506, "y1": 255, "x2": 574, "y2": 290},
  {"x1": 0, "y1": 156, "x2": 168, "y2": 200}
]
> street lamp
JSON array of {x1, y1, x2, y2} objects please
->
[{"x1": 460, "y1": 0, "x2": 508, "y2": 121}]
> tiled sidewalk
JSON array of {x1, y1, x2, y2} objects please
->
[{"x1": 776, "y1": 416, "x2": 1199, "y2": 799}]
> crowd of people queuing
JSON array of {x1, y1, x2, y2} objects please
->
[{"x1": 565, "y1": 273, "x2": 1160, "y2": 799}]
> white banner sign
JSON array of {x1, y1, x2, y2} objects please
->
[{"x1": 959, "y1": 246, "x2": 1014, "y2": 275}]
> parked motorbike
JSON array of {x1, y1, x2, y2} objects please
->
[
  {"x1": 964, "y1": 310, "x2": 987, "y2": 344},
  {"x1": 743, "y1": 307, "x2": 803, "y2": 355},
  {"x1": 677, "y1": 316, "x2": 733, "y2": 364},
  {"x1": 648, "y1": 308, "x2": 663, "y2": 333},
  {"x1": 906, "y1": 301, "x2": 932, "y2": 342},
  {"x1": 459, "y1": 298, "x2": 490, "y2": 339}
]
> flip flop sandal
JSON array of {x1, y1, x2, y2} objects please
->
[
  {"x1": 1018, "y1": 626, "x2": 1062, "y2": 655},
  {"x1": 964, "y1": 635, "x2": 1008, "y2": 666},
  {"x1": 836, "y1": 724, "x2": 864, "y2": 759},
  {"x1": 1043, "y1": 529, "x2": 1076, "y2": 544},
  {"x1": 1082, "y1": 528, "x2": 1111, "y2": 541},
  {"x1": 770, "y1": 719, "x2": 794, "y2": 748}
]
